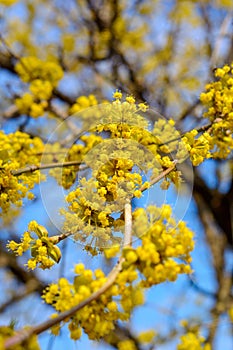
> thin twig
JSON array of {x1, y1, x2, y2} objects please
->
[
  {"x1": 11, "y1": 161, "x2": 82, "y2": 176},
  {"x1": 139, "y1": 160, "x2": 178, "y2": 192},
  {"x1": 0, "y1": 34, "x2": 20, "y2": 60},
  {"x1": 158, "y1": 123, "x2": 212, "y2": 147},
  {"x1": 49, "y1": 232, "x2": 73, "y2": 244},
  {"x1": 2, "y1": 105, "x2": 19, "y2": 119},
  {"x1": 124, "y1": 201, "x2": 132, "y2": 247}
]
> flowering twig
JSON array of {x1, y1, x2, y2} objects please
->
[
  {"x1": 4, "y1": 154, "x2": 174, "y2": 348},
  {"x1": 4, "y1": 201, "x2": 133, "y2": 349}
]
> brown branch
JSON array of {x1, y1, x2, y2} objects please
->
[
  {"x1": 11, "y1": 148, "x2": 178, "y2": 179},
  {"x1": 49, "y1": 232, "x2": 73, "y2": 245},
  {"x1": 139, "y1": 160, "x2": 178, "y2": 192},
  {"x1": 2, "y1": 105, "x2": 20, "y2": 119},
  {"x1": 124, "y1": 201, "x2": 132, "y2": 247},
  {"x1": 158, "y1": 122, "x2": 212, "y2": 147},
  {"x1": 193, "y1": 191, "x2": 232, "y2": 345},
  {"x1": 0, "y1": 34, "x2": 20, "y2": 61},
  {"x1": 207, "y1": 273, "x2": 232, "y2": 345},
  {"x1": 11, "y1": 160, "x2": 82, "y2": 176}
]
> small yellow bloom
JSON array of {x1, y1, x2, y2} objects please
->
[
  {"x1": 113, "y1": 90, "x2": 122, "y2": 99},
  {"x1": 134, "y1": 190, "x2": 142, "y2": 198},
  {"x1": 126, "y1": 96, "x2": 135, "y2": 104}
]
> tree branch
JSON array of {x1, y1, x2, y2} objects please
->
[
  {"x1": 140, "y1": 160, "x2": 178, "y2": 192},
  {"x1": 124, "y1": 201, "x2": 132, "y2": 247},
  {"x1": 11, "y1": 160, "x2": 82, "y2": 176}
]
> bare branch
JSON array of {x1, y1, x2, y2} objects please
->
[
  {"x1": 11, "y1": 160, "x2": 82, "y2": 176},
  {"x1": 158, "y1": 122, "x2": 212, "y2": 147},
  {"x1": 2, "y1": 105, "x2": 19, "y2": 119},
  {"x1": 124, "y1": 201, "x2": 132, "y2": 247},
  {"x1": 140, "y1": 160, "x2": 178, "y2": 192}
]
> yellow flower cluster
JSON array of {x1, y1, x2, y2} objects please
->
[
  {"x1": 69, "y1": 94, "x2": 98, "y2": 115},
  {"x1": 43, "y1": 263, "x2": 142, "y2": 340},
  {"x1": 49, "y1": 133, "x2": 103, "y2": 189},
  {"x1": 0, "y1": 326, "x2": 40, "y2": 350},
  {"x1": 103, "y1": 95, "x2": 184, "y2": 185},
  {"x1": 153, "y1": 118, "x2": 177, "y2": 152},
  {"x1": 178, "y1": 332, "x2": 211, "y2": 350},
  {"x1": 15, "y1": 56, "x2": 64, "y2": 85},
  {"x1": 117, "y1": 339, "x2": 137, "y2": 350},
  {"x1": 137, "y1": 330, "x2": 156, "y2": 344},
  {"x1": 63, "y1": 177, "x2": 115, "y2": 250},
  {"x1": 200, "y1": 63, "x2": 233, "y2": 158},
  {"x1": 62, "y1": 33, "x2": 75, "y2": 52},
  {"x1": 43, "y1": 204, "x2": 194, "y2": 341},
  {"x1": 96, "y1": 94, "x2": 182, "y2": 187},
  {"x1": 182, "y1": 130, "x2": 212, "y2": 166},
  {"x1": 16, "y1": 92, "x2": 48, "y2": 118},
  {"x1": 0, "y1": 130, "x2": 44, "y2": 214},
  {"x1": 63, "y1": 153, "x2": 144, "y2": 250},
  {"x1": 7, "y1": 221, "x2": 61, "y2": 270},
  {"x1": 60, "y1": 94, "x2": 192, "y2": 250},
  {"x1": 15, "y1": 56, "x2": 64, "y2": 118},
  {"x1": 123, "y1": 205, "x2": 194, "y2": 287},
  {"x1": 96, "y1": 157, "x2": 143, "y2": 201}
]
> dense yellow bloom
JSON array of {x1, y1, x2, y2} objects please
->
[
  {"x1": 70, "y1": 94, "x2": 98, "y2": 114},
  {"x1": 29, "y1": 79, "x2": 53, "y2": 100},
  {"x1": 104, "y1": 245, "x2": 120, "y2": 259},
  {"x1": 15, "y1": 56, "x2": 64, "y2": 86},
  {"x1": 15, "y1": 92, "x2": 34, "y2": 114},
  {"x1": 178, "y1": 332, "x2": 211, "y2": 350},
  {"x1": 7, "y1": 221, "x2": 61, "y2": 270},
  {"x1": 182, "y1": 131, "x2": 212, "y2": 166},
  {"x1": 118, "y1": 339, "x2": 137, "y2": 350},
  {"x1": 43, "y1": 203, "x2": 194, "y2": 340},
  {"x1": 200, "y1": 62, "x2": 233, "y2": 158},
  {"x1": 14, "y1": 57, "x2": 64, "y2": 118},
  {"x1": 0, "y1": 130, "x2": 44, "y2": 214}
]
